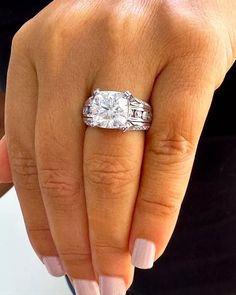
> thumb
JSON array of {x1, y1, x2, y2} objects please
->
[{"x1": 0, "y1": 135, "x2": 13, "y2": 183}]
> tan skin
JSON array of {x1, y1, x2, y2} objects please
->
[
  {"x1": 0, "y1": 1, "x2": 235, "y2": 294},
  {"x1": 0, "y1": 93, "x2": 13, "y2": 197}
]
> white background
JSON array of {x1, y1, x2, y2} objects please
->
[{"x1": 0, "y1": 187, "x2": 71, "y2": 295}]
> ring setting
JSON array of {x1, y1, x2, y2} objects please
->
[{"x1": 82, "y1": 89, "x2": 152, "y2": 131}]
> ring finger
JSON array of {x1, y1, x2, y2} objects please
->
[
  {"x1": 35, "y1": 53, "x2": 101, "y2": 295},
  {"x1": 83, "y1": 60, "x2": 157, "y2": 294}
]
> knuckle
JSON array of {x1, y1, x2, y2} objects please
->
[
  {"x1": 159, "y1": 2, "x2": 222, "y2": 56},
  {"x1": 58, "y1": 250, "x2": 94, "y2": 277},
  {"x1": 39, "y1": 167, "x2": 82, "y2": 203},
  {"x1": 93, "y1": 241, "x2": 126, "y2": 256},
  {"x1": 139, "y1": 195, "x2": 180, "y2": 218},
  {"x1": 58, "y1": 249, "x2": 93, "y2": 278},
  {"x1": 11, "y1": 19, "x2": 34, "y2": 52},
  {"x1": 28, "y1": 6, "x2": 81, "y2": 60},
  {"x1": 184, "y1": 24, "x2": 222, "y2": 55},
  {"x1": 147, "y1": 131, "x2": 195, "y2": 167},
  {"x1": 10, "y1": 152, "x2": 39, "y2": 191},
  {"x1": 109, "y1": 7, "x2": 140, "y2": 31},
  {"x1": 107, "y1": 5, "x2": 155, "y2": 48},
  {"x1": 42, "y1": 3, "x2": 94, "y2": 44},
  {"x1": 84, "y1": 154, "x2": 137, "y2": 189},
  {"x1": 92, "y1": 240, "x2": 128, "y2": 275},
  {"x1": 59, "y1": 251, "x2": 91, "y2": 266},
  {"x1": 46, "y1": 13, "x2": 73, "y2": 43}
]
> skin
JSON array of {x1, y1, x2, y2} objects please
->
[
  {"x1": 0, "y1": 93, "x2": 13, "y2": 196},
  {"x1": 0, "y1": 0, "x2": 236, "y2": 291}
]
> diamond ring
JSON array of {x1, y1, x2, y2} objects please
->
[{"x1": 82, "y1": 89, "x2": 152, "y2": 131}]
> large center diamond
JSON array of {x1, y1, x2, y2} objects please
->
[{"x1": 90, "y1": 91, "x2": 129, "y2": 129}]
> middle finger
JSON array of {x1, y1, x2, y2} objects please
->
[{"x1": 35, "y1": 56, "x2": 99, "y2": 294}]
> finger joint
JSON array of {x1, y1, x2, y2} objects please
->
[
  {"x1": 11, "y1": 153, "x2": 39, "y2": 191},
  {"x1": 138, "y1": 195, "x2": 181, "y2": 219},
  {"x1": 147, "y1": 131, "x2": 195, "y2": 167},
  {"x1": 84, "y1": 154, "x2": 137, "y2": 190},
  {"x1": 38, "y1": 167, "x2": 83, "y2": 208}
]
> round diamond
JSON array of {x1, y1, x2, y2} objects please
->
[{"x1": 90, "y1": 91, "x2": 129, "y2": 129}]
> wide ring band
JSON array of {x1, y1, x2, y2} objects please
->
[{"x1": 82, "y1": 89, "x2": 152, "y2": 131}]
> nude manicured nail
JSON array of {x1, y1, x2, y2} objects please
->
[
  {"x1": 99, "y1": 276, "x2": 126, "y2": 295},
  {"x1": 131, "y1": 238, "x2": 156, "y2": 269},
  {"x1": 73, "y1": 279, "x2": 100, "y2": 295},
  {"x1": 42, "y1": 256, "x2": 65, "y2": 277}
]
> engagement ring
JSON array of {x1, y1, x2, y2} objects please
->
[{"x1": 82, "y1": 89, "x2": 152, "y2": 131}]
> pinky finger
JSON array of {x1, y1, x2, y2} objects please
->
[
  {"x1": 5, "y1": 32, "x2": 64, "y2": 277},
  {"x1": 129, "y1": 58, "x2": 216, "y2": 269}
]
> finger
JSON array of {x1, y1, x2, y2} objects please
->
[
  {"x1": 129, "y1": 56, "x2": 217, "y2": 269},
  {"x1": 35, "y1": 55, "x2": 99, "y2": 294},
  {"x1": 0, "y1": 135, "x2": 12, "y2": 183},
  {"x1": 83, "y1": 61, "x2": 157, "y2": 294},
  {"x1": 5, "y1": 32, "x2": 64, "y2": 277}
]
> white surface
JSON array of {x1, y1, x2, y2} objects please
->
[{"x1": 0, "y1": 187, "x2": 71, "y2": 295}]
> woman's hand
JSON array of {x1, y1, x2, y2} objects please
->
[{"x1": 1, "y1": 0, "x2": 236, "y2": 294}]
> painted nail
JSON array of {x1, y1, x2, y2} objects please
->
[
  {"x1": 131, "y1": 238, "x2": 156, "y2": 269},
  {"x1": 42, "y1": 256, "x2": 65, "y2": 277},
  {"x1": 99, "y1": 276, "x2": 126, "y2": 295},
  {"x1": 73, "y1": 279, "x2": 100, "y2": 295}
]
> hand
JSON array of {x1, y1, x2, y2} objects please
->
[{"x1": 1, "y1": 0, "x2": 236, "y2": 294}]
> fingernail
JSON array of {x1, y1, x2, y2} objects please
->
[
  {"x1": 99, "y1": 276, "x2": 126, "y2": 295},
  {"x1": 73, "y1": 279, "x2": 100, "y2": 295},
  {"x1": 131, "y1": 238, "x2": 156, "y2": 269},
  {"x1": 42, "y1": 256, "x2": 65, "y2": 277}
]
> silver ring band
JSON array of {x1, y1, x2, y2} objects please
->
[{"x1": 82, "y1": 89, "x2": 152, "y2": 131}]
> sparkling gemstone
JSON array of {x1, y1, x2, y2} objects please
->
[{"x1": 90, "y1": 91, "x2": 129, "y2": 128}]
